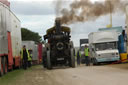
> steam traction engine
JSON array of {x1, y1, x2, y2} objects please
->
[{"x1": 43, "y1": 19, "x2": 75, "y2": 69}]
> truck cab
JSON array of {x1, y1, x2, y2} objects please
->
[{"x1": 89, "y1": 31, "x2": 120, "y2": 65}]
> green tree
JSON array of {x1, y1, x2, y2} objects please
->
[{"x1": 21, "y1": 28, "x2": 42, "y2": 43}]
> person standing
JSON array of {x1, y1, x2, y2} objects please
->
[
  {"x1": 28, "y1": 50, "x2": 32, "y2": 68},
  {"x1": 76, "y1": 49, "x2": 81, "y2": 66},
  {"x1": 21, "y1": 45, "x2": 30, "y2": 70},
  {"x1": 84, "y1": 45, "x2": 90, "y2": 66}
]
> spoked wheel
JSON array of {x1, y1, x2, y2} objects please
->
[
  {"x1": 46, "y1": 50, "x2": 52, "y2": 69},
  {"x1": 3, "y1": 57, "x2": 8, "y2": 74},
  {"x1": 0, "y1": 57, "x2": 4, "y2": 77},
  {"x1": 70, "y1": 48, "x2": 75, "y2": 68}
]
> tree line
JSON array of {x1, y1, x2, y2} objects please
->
[{"x1": 21, "y1": 28, "x2": 42, "y2": 43}]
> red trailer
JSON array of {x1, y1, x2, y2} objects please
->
[
  {"x1": 0, "y1": 1, "x2": 21, "y2": 76},
  {"x1": 38, "y1": 44, "x2": 43, "y2": 64}
]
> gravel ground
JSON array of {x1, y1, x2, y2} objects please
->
[{"x1": 5, "y1": 64, "x2": 128, "y2": 85}]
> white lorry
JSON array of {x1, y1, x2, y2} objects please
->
[{"x1": 88, "y1": 31, "x2": 120, "y2": 65}]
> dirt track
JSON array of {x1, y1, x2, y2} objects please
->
[{"x1": 9, "y1": 64, "x2": 128, "y2": 85}]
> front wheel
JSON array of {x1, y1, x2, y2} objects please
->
[
  {"x1": 70, "y1": 49, "x2": 75, "y2": 68},
  {"x1": 46, "y1": 51, "x2": 52, "y2": 69}
]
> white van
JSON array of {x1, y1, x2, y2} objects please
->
[{"x1": 89, "y1": 31, "x2": 120, "y2": 65}]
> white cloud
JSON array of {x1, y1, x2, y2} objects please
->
[
  {"x1": 10, "y1": 1, "x2": 55, "y2": 15},
  {"x1": 9, "y1": 0, "x2": 54, "y2": 1},
  {"x1": 9, "y1": 0, "x2": 56, "y2": 40}
]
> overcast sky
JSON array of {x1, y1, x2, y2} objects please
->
[{"x1": 8, "y1": 0, "x2": 126, "y2": 47}]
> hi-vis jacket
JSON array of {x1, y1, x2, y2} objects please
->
[
  {"x1": 76, "y1": 51, "x2": 81, "y2": 57},
  {"x1": 75, "y1": 50, "x2": 81, "y2": 59},
  {"x1": 21, "y1": 49, "x2": 32, "y2": 61},
  {"x1": 84, "y1": 48, "x2": 89, "y2": 56}
]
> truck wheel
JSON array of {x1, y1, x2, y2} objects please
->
[
  {"x1": 3, "y1": 57, "x2": 8, "y2": 74},
  {"x1": 0, "y1": 57, "x2": 4, "y2": 77},
  {"x1": 46, "y1": 51, "x2": 52, "y2": 69},
  {"x1": 71, "y1": 49, "x2": 75, "y2": 68}
]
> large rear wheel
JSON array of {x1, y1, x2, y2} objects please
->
[
  {"x1": 46, "y1": 51, "x2": 52, "y2": 69},
  {"x1": 43, "y1": 57, "x2": 47, "y2": 68},
  {"x1": 42, "y1": 47, "x2": 47, "y2": 68}
]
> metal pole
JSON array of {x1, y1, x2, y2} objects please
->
[
  {"x1": 125, "y1": 6, "x2": 128, "y2": 54},
  {"x1": 109, "y1": 1, "x2": 112, "y2": 27}
]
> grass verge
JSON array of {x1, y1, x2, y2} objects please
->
[{"x1": 0, "y1": 69, "x2": 25, "y2": 85}]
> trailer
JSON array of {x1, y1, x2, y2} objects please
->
[
  {"x1": 0, "y1": 1, "x2": 21, "y2": 76},
  {"x1": 22, "y1": 41, "x2": 36, "y2": 64},
  {"x1": 22, "y1": 41, "x2": 43, "y2": 65},
  {"x1": 38, "y1": 43, "x2": 43, "y2": 64}
]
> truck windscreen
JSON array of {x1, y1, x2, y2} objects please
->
[{"x1": 95, "y1": 42, "x2": 117, "y2": 51}]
